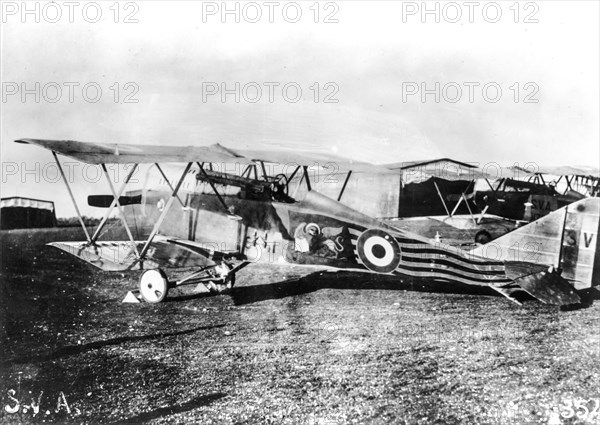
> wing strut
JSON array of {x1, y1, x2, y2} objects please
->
[
  {"x1": 484, "y1": 177, "x2": 501, "y2": 194},
  {"x1": 240, "y1": 164, "x2": 253, "y2": 179},
  {"x1": 89, "y1": 163, "x2": 138, "y2": 245},
  {"x1": 337, "y1": 170, "x2": 352, "y2": 202},
  {"x1": 433, "y1": 179, "x2": 450, "y2": 216},
  {"x1": 287, "y1": 165, "x2": 301, "y2": 183},
  {"x1": 291, "y1": 166, "x2": 313, "y2": 198},
  {"x1": 52, "y1": 150, "x2": 142, "y2": 249},
  {"x1": 197, "y1": 162, "x2": 231, "y2": 215},
  {"x1": 447, "y1": 181, "x2": 477, "y2": 223},
  {"x1": 479, "y1": 177, "x2": 503, "y2": 213},
  {"x1": 292, "y1": 169, "x2": 305, "y2": 198},
  {"x1": 258, "y1": 160, "x2": 269, "y2": 181},
  {"x1": 476, "y1": 205, "x2": 490, "y2": 225},
  {"x1": 564, "y1": 175, "x2": 574, "y2": 193},
  {"x1": 303, "y1": 166, "x2": 312, "y2": 191},
  {"x1": 154, "y1": 163, "x2": 186, "y2": 207},
  {"x1": 52, "y1": 151, "x2": 91, "y2": 242},
  {"x1": 139, "y1": 163, "x2": 192, "y2": 259},
  {"x1": 556, "y1": 204, "x2": 569, "y2": 270},
  {"x1": 100, "y1": 164, "x2": 140, "y2": 257}
]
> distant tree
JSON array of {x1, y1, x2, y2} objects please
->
[{"x1": 57, "y1": 216, "x2": 119, "y2": 227}]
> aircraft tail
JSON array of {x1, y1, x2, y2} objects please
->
[
  {"x1": 499, "y1": 261, "x2": 580, "y2": 305},
  {"x1": 471, "y1": 197, "x2": 600, "y2": 293}
]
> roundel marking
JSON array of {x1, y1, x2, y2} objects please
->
[{"x1": 356, "y1": 229, "x2": 401, "y2": 273}]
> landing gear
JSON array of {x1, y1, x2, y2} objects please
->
[
  {"x1": 139, "y1": 269, "x2": 169, "y2": 303},
  {"x1": 136, "y1": 261, "x2": 249, "y2": 303},
  {"x1": 204, "y1": 263, "x2": 236, "y2": 293}
]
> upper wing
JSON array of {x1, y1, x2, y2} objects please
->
[
  {"x1": 515, "y1": 165, "x2": 600, "y2": 178},
  {"x1": 235, "y1": 147, "x2": 391, "y2": 174},
  {"x1": 15, "y1": 138, "x2": 390, "y2": 173},
  {"x1": 15, "y1": 139, "x2": 248, "y2": 165},
  {"x1": 384, "y1": 159, "x2": 525, "y2": 184}
]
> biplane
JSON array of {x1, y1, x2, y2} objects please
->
[
  {"x1": 473, "y1": 169, "x2": 591, "y2": 222},
  {"x1": 385, "y1": 160, "x2": 598, "y2": 246},
  {"x1": 383, "y1": 159, "x2": 518, "y2": 246},
  {"x1": 15, "y1": 139, "x2": 600, "y2": 306},
  {"x1": 512, "y1": 165, "x2": 600, "y2": 197}
]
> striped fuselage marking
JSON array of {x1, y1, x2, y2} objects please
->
[{"x1": 348, "y1": 227, "x2": 511, "y2": 286}]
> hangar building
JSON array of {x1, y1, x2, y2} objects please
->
[
  {"x1": 307, "y1": 158, "x2": 478, "y2": 218},
  {"x1": 0, "y1": 197, "x2": 57, "y2": 230}
]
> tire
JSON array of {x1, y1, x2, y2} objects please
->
[
  {"x1": 474, "y1": 230, "x2": 492, "y2": 245},
  {"x1": 139, "y1": 269, "x2": 169, "y2": 303}
]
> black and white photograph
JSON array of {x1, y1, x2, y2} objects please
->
[{"x1": 1, "y1": 1, "x2": 599, "y2": 423}]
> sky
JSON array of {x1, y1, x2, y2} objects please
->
[{"x1": 1, "y1": 0, "x2": 599, "y2": 217}]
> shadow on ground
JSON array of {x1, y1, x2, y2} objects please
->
[
  {"x1": 227, "y1": 271, "x2": 505, "y2": 305},
  {"x1": 6, "y1": 324, "x2": 226, "y2": 365},
  {"x1": 111, "y1": 393, "x2": 226, "y2": 424}
]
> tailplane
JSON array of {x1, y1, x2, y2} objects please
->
[
  {"x1": 501, "y1": 261, "x2": 580, "y2": 305},
  {"x1": 471, "y1": 197, "x2": 600, "y2": 292}
]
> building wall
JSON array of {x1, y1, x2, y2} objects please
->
[
  {"x1": 292, "y1": 172, "x2": 402, "y2": 218},
  {"x1": 0, "y1": 207, "x2": 57, "y2": 229}
]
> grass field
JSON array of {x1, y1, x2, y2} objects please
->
[{"x1": 1, "y1": 228, "x2": 599, "y2": 424}]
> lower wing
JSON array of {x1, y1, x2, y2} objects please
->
[{"x1": 48, "y1": 236, "x2": 242, "y2": 271}]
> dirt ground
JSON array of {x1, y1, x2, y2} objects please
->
[{"x1": 1, "y1": 228, "x2": 599, "y2": 424}]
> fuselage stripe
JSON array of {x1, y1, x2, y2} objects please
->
[
  {"x1": 392, "y1": 266, "x2": 511, "y2": 285},
  {"x1": 399, "y1": 252, "x2": 505, "y2": 272},
  {"x1": 399, "y1": 255, "x2": 506, "y2": 276}
]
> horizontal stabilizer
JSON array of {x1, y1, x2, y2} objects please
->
[
  {"x1": 505, "y1": 261, "x2": 580, "y2": 305},
  {"x1": 88, "y1": 195, "x2": 142, "y2": 208}
]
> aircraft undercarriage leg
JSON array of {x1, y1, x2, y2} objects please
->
[
  {"x1": 136, "y1": 261, "x2": 250, "y2": 303},
  {"x1": 184, "y1": 261, "x2": 250, "y2": 294}
]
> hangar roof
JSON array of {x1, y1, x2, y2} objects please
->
[
  {"x1": 385, "y1": 158, "x2": 477, "y2": 170},
  {"x1": 1, "y1": 197, "x2": 55, "y2": 211},
  {"x1": 511, "y1": 165, "x2": 600, "y2": 177}
]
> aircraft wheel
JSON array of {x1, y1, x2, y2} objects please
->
[
  {"x1": 474, "y1": 230, "x2": 492, "y2": 245},
  {"x1": 139, "y1": 269, "x2": 169, "y2": 303}
]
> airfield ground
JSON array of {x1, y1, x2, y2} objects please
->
[{"x1": 1, "y1": 228, "x2": 599, "y2": 424}]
